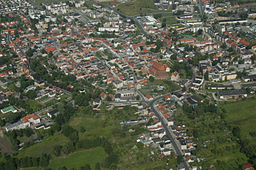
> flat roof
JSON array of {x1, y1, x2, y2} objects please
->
[{"x1": 1, "y1": 106, "x2": 17, "y2": 114}]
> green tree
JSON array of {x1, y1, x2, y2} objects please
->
[
  {"x1": 204, "y1": 71, "x2": 209, "y2": 81},
  {"x1": 177, "y1": 155, "x2": 183, "y2": 164},
  {"x1": 197, "y1": 29, "x2": 203, "y2": 35},
  {"x1": 95, "y1": 162, "x2": 101, "y2": 170},
  {"x1": 39, "y1": 154, "x2": 50, "y2": 167},
  {"x1": 149, "y1": 76, "x2": 155, "y2": 82},
  {"x1": 84, "y1": 164, "x2": 91, "y2": 170},
  {"x1": 136, "y1": 95, "x2": 140, "y2": 100},
  {"x1": 62, "y1": 126, "x2": 79, "y2": 144},
  {"x1": 74, "y1": 93, "x2": 89, "y2": 107},
  {"x1": 54, "y1": 145, "x2": 62, "y2": 156},
  {"x1": 232, "y1": 127, "x2": 241, "y2": 138},
  {"x1": 26, "y1": 90, "x2": 37, "y2": 99}
]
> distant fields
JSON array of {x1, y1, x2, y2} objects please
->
[
  {"x1": 116, "y1": 0, "x2": 157, "y2": 16},
  {"x1": 49, "y1": 147, "x2": 106, "y2": 169},
  {"x1": 223, "y1": 97, "x2": 256, "y2": 144},
  {"x1": 17, "y1": 134, "x2": 69, "y2": 158}
]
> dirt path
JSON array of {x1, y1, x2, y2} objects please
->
[{"x1": 0, "y1": 130, "x2": 14, "y2": 154}]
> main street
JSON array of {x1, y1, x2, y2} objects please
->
[
  {"x1": 148, "y1": 93, "x2": 191, "y2": 170},
  {"x1": 129, "y1": 88, "x2": 191, "y2": 169}
]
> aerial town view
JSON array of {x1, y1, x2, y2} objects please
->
[{"x1": 0, "y1": 0, "x2": 256, "y2": 169}]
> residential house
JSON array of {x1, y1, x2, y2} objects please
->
[{"x1": 217, "y1": 89, "x2": 247, "y2": 99}]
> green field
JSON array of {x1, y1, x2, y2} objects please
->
[
  {"x1": 21, "y1": 168, "x2": 43, "y2": 170},
  {"x1": 116, "y1": 0, "x2": 157, "y2": 16},
  {"x1": 68, "y1": 107, "x2": 139, "y2": 142},
  {"x1": 14, "y1": 106, "x2": 174, "y2": 169},
  {"x1": 69, "y1": 115, "x2": 116, "y2": 140},
  {"x1": 49, "y1": 147, "x2": 106, "y2": 169},
  {"x1": 223, "y1": 97, "x2": 256, "y2": 144},
  {"x1": 161, "y1": 16, "x2": 177, "y2": 25},
  {"x1": 17, "y1": 134, "x2": 69, "y2": 158},
  {"x1": 141, "y1": 79, "x2": 180, "y2": 96},
  {"x1": 25, "y1": 100, "x2": 44, "y2": 113}
]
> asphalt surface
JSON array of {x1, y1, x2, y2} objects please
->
[{"x1": 144, "y1": 93, "x2": 191, "y2": 170}]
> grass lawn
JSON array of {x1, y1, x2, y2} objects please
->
[
  {"x1": 49, "y1": 147, "x2": 106, "y2": 169},
  {"x1": 69, "y1": 110, "x2": 126, "y2": 142},
  {"x1": 17, "y1": 134, "x2": 69, "y2": 158},
  {"x1": 25, "y1": 100, "x2": 44, "y2": 113},
  {"x1": 60, "y1": 94, "x2": 70, "y2": 101},
  {"x1": 115, "y1": 0, "x2": 157, "y2": 16},
  {"x1": 161, "y1": 15, "x2": 177, "y2": 25},
  {"x1": 223, "y1": 97, "x2": 256, "y2": 144},
  {"x1": 70, "y1": 116, "x2": 114, "y2": 138},
  {"x1": 142, "y1": 79, "x2": 180, "y2": 95}
]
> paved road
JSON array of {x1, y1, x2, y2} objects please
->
[
  {"x1": 74, "y1": 9, "x2": 92, "y2": 24},
  {"x1": 133, "y1": 17, "x2": 150, "y2": 38},
  {"x1": 198, "y1": 0, "x2": 205, "y2": 21},
  {"x1": 145, "y1": 92, "x2": 191, "y2": 170}
]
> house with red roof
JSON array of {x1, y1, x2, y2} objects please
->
[
  {"x1": 21, "y1": 114, "x2": 40, "y2": 124},
  {"x1": 179, "y1": 37, "x2": 196, "y2": 44},
  {"x1": 100, "y1": 92, "x2": 106, "y2": 100},
  {"x1": 146, "y1": 94, "x2": 153, "y2": 101},
  {"x1": 0, "y1": 64, "x2": 7, "y2": 70},
  {"x1": 244, "y1": 163, "x2": 253, "y2": 170},
  {"x1": 177, "y1": 57, "x2": 183, "y2": 63},
  {"x1": 150, "y1": 61, "x2": 167, "y2": 79},
  {"x1": 0, "y1": 73, "x2": 8, "y2": 77},
  {"x1": 67, "y1": 85, "x2": 73, "y2": 89},
  {"x1": 252, "y1": 45, "x2": 256, "y2": 52},
  {"x1": 171, "y1": 72, "x2": 180, "y2": 82},
  {"x1": 108, "y1": 94, "x2": 114, "y2": 100},
  {"x1": 240, "y1": 40, "x2": 250, "y2": 46},
  {"x1": 45, "y1": 46, "x2": 56, "y2": 53}
]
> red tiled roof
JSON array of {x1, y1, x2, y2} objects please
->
[
  {"x1": 21, "y1": 114, "x2": 39, "y2": 123},
  {"x1": 152, "y1": 61, "x2": 165, "y2": 71},
  {"x1": 9, "y1": 43, "x2": 15, "y2": 47},
  {"x1": 45, "y1": 46, "x2": 56, "y2": 53},
  {"x1": 67, "y1": 85, "x2": 73, "y2": 88},
  {"x1": 240, "y1": 40, "x2": 250, "y2": 46},
  {"x1": 100, "y1": 92, "x2": 105, "y2": 98},
  {"x1": 244, "y1": 163, "x2": 252, "y2": 169},
  {"x1": 141, "y1": 67, "x2": 147, "y2": 73},
  {"x1": 146, "y1": 94, "x2": 152, "y2": 99}
]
